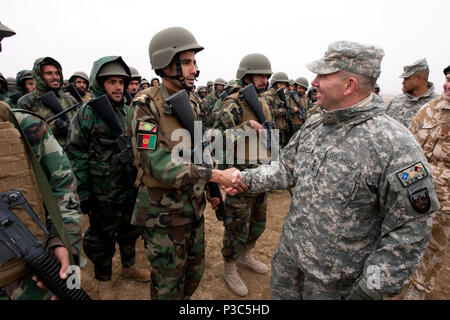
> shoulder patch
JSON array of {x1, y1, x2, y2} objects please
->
[
  {"x1": 396, "y1": 161, "x2": 428, "y2": 187},
  {"x1": 136, "y1": 120, "x2": 158, "y2": 150}
]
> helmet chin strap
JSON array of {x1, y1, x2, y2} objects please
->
[{"x1": 164, "y1": 57, "x2": 200, "y2": 91}]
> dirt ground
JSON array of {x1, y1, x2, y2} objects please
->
[{"x1": 79, "y1": 190, "x2": 449, "y2": 300}]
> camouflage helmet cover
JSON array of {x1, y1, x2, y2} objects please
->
[
  {"x1": 148, "y1": 26, "x2": 204, "y2": 70},
  {"x1": 236, "y1": 53, "x2": 273, "y2": 80}
]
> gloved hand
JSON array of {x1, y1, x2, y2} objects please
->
[
  {"x1": 54, "y1": 118, "x2": 69, "y2": 136},
  {"x1": 80, "y1": 199, "x2": 92, "y2": 215}
]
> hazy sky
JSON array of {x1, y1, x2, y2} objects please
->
[{"x1": 1, "y1": 0, "x2": 448, "y2": 95}]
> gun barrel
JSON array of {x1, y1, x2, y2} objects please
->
[{"x1": 64, "y1": 83, "x2": 83, "y2": 104}]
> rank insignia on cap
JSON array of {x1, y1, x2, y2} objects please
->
[
  {"x1": 137, "y1": 133, "x2": 157, "y2": 150},
  {"x1": 137, "y1": 120, "x2": 158, "y2": 133},
  {"x1": 396, "y1": 162, "x2": 428, "y2": 187}
]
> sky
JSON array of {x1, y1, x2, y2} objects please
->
[{"x1": 1, "y1": 0, "x2": 449, "y2": 96}]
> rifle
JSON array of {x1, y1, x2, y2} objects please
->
[
  {"x1": 238, "y1": 83, "x2": 276, "y2": 150},
  {"x1": 164, "y1": 90, "x2": 234, "y2": 246},
  {"x1": 276, "y1": 88, "x2": 294, "y2": 137},
  {"x1": 88, "y1": 94, "x2": 134, "y2": 164},
  {"x1": 0, "y1": 190, "x2": 91, "y2": 300},
  {"x1": 64, "y1": 83, "x2": 83, "y2": 104},
  {"x1": 124, "y1": 89, "x2": 133, "y2": 106},
  {"x1": 290, "y1": 90, "x2": 306, "y2": 121},
  {"x1": 40, "y1": 91, "x2": 81, "y2": 124}
]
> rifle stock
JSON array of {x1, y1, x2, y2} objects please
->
[
  {"x1": 276, "y1": 88, "x2": 294, "y2": 136},
  {"x1": 290, "y1": 90, "x2": 306, "y2": 121}
]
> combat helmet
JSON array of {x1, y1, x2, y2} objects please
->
[
  {"x1": 0, "y1": 21, "x2": 15, "y2": 39},
  {"x1": 128, "y1": 66, "x2": 141, "y2": 81},
  {"x1": 96, "y1": 58, "x2": 131, "y2": 88},
  {"x1": 294, "y1": 77, "x2": 309, "y2": 90},
  {"x1": 149, "y1": 26, "x2": 203, "y2": 70},
  {"x1": 236, "y1": 53, "x2": 273, "y2": 80},
  {"x1": 197, "y1": 85, "x2": 207, "y2": 93},
  {"x1": 270, "y1": 72, "x2": 289, "y2": 88},
  {"x1": 214, "y1": 78, "x2": 226, "y2": 86},
  {"x1": 69, "y1": 71, "x2": 90, "y2": 86}
]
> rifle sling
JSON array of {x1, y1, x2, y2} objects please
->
[{"x1": 8, "y1": 108, "x2": 75, "y2": 265}]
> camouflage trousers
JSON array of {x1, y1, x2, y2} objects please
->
[
  {"x1": 143, "y1": 216, "x2": 205, "y2": 300},
  {"x1": 410, "y1": 209, "x2": 450, "y2": 294},
  {"x1": 221, "y1": 192, "x2": 267, "y2": 262},
  {"x1": 83, "y1": 202, "x2": 142, "y2": 281},
  {"x1": 2, "y1": 273, "x2": 52, "y2": 300},
  {"x1": 270, "y1": 239, "x2": 352, "y2": 300}
]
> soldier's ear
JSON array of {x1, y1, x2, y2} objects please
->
[{"x1": 344, "y1": 77, "x2": 358, "y2": 96}]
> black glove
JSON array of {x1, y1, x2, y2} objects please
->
[{"x1": 80, "y1": 199, "x2": 92, "y2": 215}]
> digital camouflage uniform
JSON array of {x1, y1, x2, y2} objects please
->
[
  {"x1": 0, "y1": 101, "x2": 82, "y2": 300},
  {"x1": 386, "y1": 82, "x2": 439, "y2": 128},
  {"x1": 406, "y1": 93, "x2": 450, "y2": 297},
  {"x1": 66, "y1": 56, "x2": 140, "y2": 282},
  {"x1": 128, "y1": 84, "x2": 210, "y2": 299},
  {"x1": 213, "y1": 86, "x2": 273, "y2": 263},
  {"x1": 16, "y1": 57, "x2": 78, "y2": 148},
  {"x1": 241, "y1": 41, "x2": 440, "y2": 300},
  {"x1": 242, "y1": 94, "x2": 439, "y2": 299}
]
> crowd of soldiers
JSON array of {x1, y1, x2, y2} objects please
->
[{"x1": 0, "y1": 20, "x2": 448, "y2": 301}]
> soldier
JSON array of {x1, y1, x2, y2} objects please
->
[
  {"x1": 263, "y1": 71, "x2": 291, "y2": 148},
  {"x1": 127, "y1": 26, "x2": 218, "y2": 300},
  {"x1": 16, "y1": 57, "x2": 78, "y2": 148},
  {"x1": 206, "y1": 80, "x2": 214, "y2": 93},
  {"x1": 150, "y1": 77, "x2": 160, "y2": 87},
  {"x1": 212, "y1": 53, "x2": 273, "y2": 297},
  {"x1": 207, "y1": 79, "x2": 237, "y2": 127},
  {"x1": 140, "y1": 78, "x2": 150, "y2": 90},
  {"x1": 128, "y1": 66, "x2": 141, "y2": 99},
  {"x1": 306, "y1": 86, "x2": 320, "y2": 118},
  {"x1": 386, "y1": 58, "x2": 439, "y2": 128},
  {"x1": 68, "y1": 71, "x2": 93, "y2": 103},
  {"x1": 403, "y1": 65, "x2": 450, "y2": 300},
  {"x1": 222, "y1": 41, "x2": 440, "y2": 300},
  {"x1": 196, "y1": 85, "x2": 208, "y2": 101},
  {"x1": 16, "y1": 70, "x2": 35, "y2": 95},
  {"x1": 290, "y1": 77, "x2": 309, "y2": 131},
  {"x1": 66, "y1": 56, "x2": 149, "y2": 300},
  {"x1": 288, "y1": 79, "x2": 295, "y2": 92},
  {"x1": 204, "y1": 77, "x2": 226, "y2": 113}
]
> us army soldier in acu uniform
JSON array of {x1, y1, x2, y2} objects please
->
[
  {"x1": 67, "y1": 56, "x2": 149, "y2": 300},
  {"x1": 16, "y1": 57, "x2": 77, "y2": 148},
  {"x1": 128, "y1": 26, "x2": 215, "y2": 300},
  {"x1": 225, "y1": 41, "x2": 440, "y2": 299},
  {"x1": 386, "y1": 58, "x2": 439, "y2": 128},
  {"x1": 213, "y1": 53, "x2": 274, "y2": 297}
]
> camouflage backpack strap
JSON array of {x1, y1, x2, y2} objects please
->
[{"x1": 6, "y1": 107, "x2": 75, "y2": 265}]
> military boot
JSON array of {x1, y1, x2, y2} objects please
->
[
  {"x1": 237, "y1": 249, "x2": 269, "y2": 274},
  {"x1": 403, "y1": 284, "x2": 426, "y2": 300},
  {"x1": 223, "y1": 261, "x2": 248, "y2": 297},
  {"x1": 120, "y1": 265, "x2": 151, "y2": 282},
  {"x1": 97, "y1": 280, "x2": 115, "y2": 300}
]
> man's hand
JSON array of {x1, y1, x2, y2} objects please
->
[
  {"x1": 209, "y1": 168, "x2": 248, "y2": 194},
  {"x1": 32, "y1": 246, "x2": 70, "y2": 300},
  {"x1": 248, "y1": 120, "x2": 263, "y2": 132},
  {"x1": 206, "y1": 188, "x2": 225, "y2": 211}
]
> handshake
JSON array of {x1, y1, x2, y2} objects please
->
[{"x1": 209, "y1": 168, "x2": 248, "y2": 197}]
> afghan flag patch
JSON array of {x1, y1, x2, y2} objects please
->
[
  {"x1": 396, "y1": 161, "x2": 428, "y2": 187},
  {"x1": 137, "y1": 133, "x2": 157, "y2": 150}
]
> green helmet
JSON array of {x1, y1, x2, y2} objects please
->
[
  {"x1": 214, "y1": 78, "x2": 226, "y2": 86},
  {"x1": 6, "y1": 77, "x2": 16, "y2": 86},
  {"x1": 206, "y1": 81, "x2": 214, "y2": 87},
  {"x1": 97, "y1": 60, "x2": 130, "y2": 80},
  {"x1": 236, "y1": 53, "x2": 272, "y2": 80},
  {"x1": 197, "y1": 85, "x2": 207, "y2": 93},
  {"x1": 69, "y1": 71, "x2": 89, "y2": 85},
  {"x1": 270, "y1": 72, "x2": 289, "y2": 88},
  {"x1": 294, "y1": 77, "x2": 309, "y2": 89},
  {"x1": 148, "y1": 26, "x2": 204, "y2": 70},
  {"x1": 224, "y1": 79, "x2": 236, "y2": 90},
  {"x1": 140, "y1": 78, "x2": 150, "y2": 85},
  {"x1": 15, "y1": 69, "x2": 33, "y2": 89},
  {"x1": 0, "y1": 21, "x2": 15, "y2": 38},
  {"x1": 128, "y1": 66, "x2": 141, "y2": 81}
]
